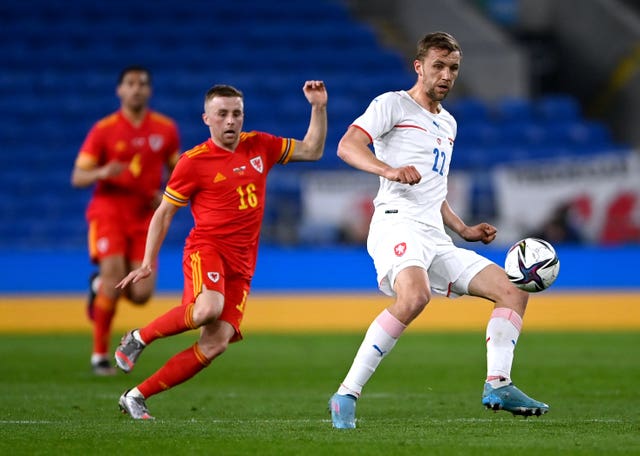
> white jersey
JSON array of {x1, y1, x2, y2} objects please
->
[{"x1": 352, "y1": 90, "x2": 457, "y2": 232}]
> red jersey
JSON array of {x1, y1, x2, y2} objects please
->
[
  {"x1": 164, "y1": 132, "x2": 294, "y2": 275},
  {"x1": 75, "y1": 110, "x2": 180, "y2": 219}
]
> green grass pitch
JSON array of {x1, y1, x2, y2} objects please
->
[{"x1": 1, "y1": 331, "x2": 638, "y2": 455}]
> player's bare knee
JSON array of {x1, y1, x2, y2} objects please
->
[
  {"x1": 192, "y1": 305, "x2": 221, "y2": 326},
  {"x1": 409, "y1": 291, "x2": 431, "y2": 315},
  {"x1": 396, "y1": 289, "x2": 430, "y2": 320},
  {"x1": 123, "y1": 283, "x2": 154, "y2": 305},
  {"x1": 414, "y1": 284, "x2": 432, "y2": 303},
  {"x1": 127, "y1": 293, "x2": 152, "y2": 306},
  {"x1": 97, "y1": 277, "x2": 122, "y2": 299}
]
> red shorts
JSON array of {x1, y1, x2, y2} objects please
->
[
  {"x1": 182, "y1": 247, "x2": 251, "y2": 342},
  {"x1": 88, "y1": 210, "x2": 152, "y2": 263}
]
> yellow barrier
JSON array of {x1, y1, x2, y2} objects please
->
[{"x1": 1, "y1": 292, "x2": 639, "y2": 333}]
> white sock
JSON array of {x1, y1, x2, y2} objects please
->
[
  {"x1": 90, "y1": 353, "x2": 108, "y2": 364},
  {"x1": 486, "y1": 308, "x2": 523, "y2": 386},
  {"x1": 337, "y1": 309, "x2": 406, "y2": 398},
  {"x1": 132, "y1": 329, "x2": 146, "y2": 345},
  {"x1": 127, "y1": 387, "x2": 144, "y2": 399},
  {"x1": 91, "y1": 275, "x2": 102, "y2": 294}
]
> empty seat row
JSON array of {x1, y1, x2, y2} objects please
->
[
  {"x1": 448, "y1": 94, "x2": 582, "y2": 122},
  {"x1": 452, "y1": 143, "x2": 628, "y2": 170},
  {"x1": 455, "y1": 119, "x2": 612, "y2": 148}
]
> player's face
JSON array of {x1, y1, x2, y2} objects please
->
[
  {"x1": 117, "y1": 71, "x2": 151, "y2": 112},
  {"x1": 202, "y1": 96, "x2": 244, "y2": 150},
  {"x1": 415, "y1": 47, "x2": 460, "y2": 102}
]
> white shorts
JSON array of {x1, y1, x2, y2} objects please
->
[{"x1": 367, "y1": 217, "x2": 493, "y2": 298}]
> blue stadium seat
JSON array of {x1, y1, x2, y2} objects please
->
[
  {"x1": 447, "y1": 97, "x2": 490, "y2": 122},
  {"x1": 455, "y1": 121, "x2": 501, "y2": 148},
  {"x1": 501, "y1": 121, "x2": 550, "y2": 147},
  {"x1": 492, "y1": 96, "x2": 534, "y2": 122},
  {"x1": 546, "y1": 120, "x2": 613, "y2": 148},
  {"x1": 452, "y1": 146, "x2": 488, "y2": 170},
  {"x1": 535, "y1": 94, "x2": 581, "y2": 121}
]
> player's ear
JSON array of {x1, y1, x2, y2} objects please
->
[
  {"x1": 202, "y1": 112, "x2": 209, "y2": 126},
  {"x1": 413, "y1": 59, "x2": 422, "y2": 76}
]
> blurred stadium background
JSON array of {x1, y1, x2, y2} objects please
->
[{"x1": 0, "y1": 0, "x2": 639, "y2": 296}]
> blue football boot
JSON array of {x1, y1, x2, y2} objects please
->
[
  {"x1": 329, "y1": 393, "x2": 357, "y2": 429},
  {"x1": 482, "y1": 382, "x2": 549, "y2": 417}
]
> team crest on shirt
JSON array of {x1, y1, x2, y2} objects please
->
[
  {"x1": 207, "y1": 272, "x2": 220, "y2": 283},
  {"x1": 97, "y1": 237, "x2": 109, "y2": 254},
  {"x1": 394, "y1": 242, "x2": 407, "y2": 257},
  {"x1": 132, "y1": 137, "x2": 146, "y2": 148},
  {"x1": 148, "y1": 134, "x2": 164, "y2": 152},
  {"x1": 250, "y1": 156, "x2": 264, "y2": 173}
]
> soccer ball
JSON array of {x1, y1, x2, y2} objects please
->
[{"x1": 504, "y1": 238, "x2": 560, "y2": 292}]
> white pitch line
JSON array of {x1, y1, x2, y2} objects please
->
[{"x1": 0, "y1": 420, "x2": 54, "y2": 424}]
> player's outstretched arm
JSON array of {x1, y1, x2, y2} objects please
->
[
  {"x1": 289, "y1": 81, "x2": 328, "y2": 162},
  {"x1": 116, "y1": 199, "x2": 179, "y2": 288},
  {"x1": 337, "y1": 126, "x2": 421, "y2": 185}
]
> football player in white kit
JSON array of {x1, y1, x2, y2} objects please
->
[{"x1": 329, "y1": 32, "x2": 549, "y2": 429}]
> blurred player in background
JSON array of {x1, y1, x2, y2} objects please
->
[
  {"x1": 328, "y1": 32, "x2": 549, "y2": 429},
  {"x1": 114, "y1": 81, "x2": 328, "y2": 419},
  {"x1": 71, "y1": 66, "x2": 180, "y2": 376}
]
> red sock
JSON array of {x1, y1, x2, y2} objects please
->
[
  {"x1": 139, "y1": 303, "x2": 196, "y2": 344},
  {"x1": 92, "y1": 292, "x2": 116, "y2": 354},
  {"x1": 138, "y1": 343, "x2": 210, "y2": 399}
]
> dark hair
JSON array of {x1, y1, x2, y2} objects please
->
[
  {"x1": 415, "y1": 32, "x2": 462, "y2": 61},
  {"x1": 117, "y1": 66, "x2": 151, "y2": 85},
  {"x1": 204, "y1": 84, "x2": 244, "y2": 103}
]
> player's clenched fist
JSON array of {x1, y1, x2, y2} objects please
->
[
  {"x1": 303, "y1": 80, "x2": 328, "y2": 106},
  {"x1": 384, "y1": 165, "x2": 422, "y2": 185}
]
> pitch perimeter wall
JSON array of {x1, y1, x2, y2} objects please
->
[
  {"x1": 0, "y1": 245, "x2": 638, "y2": 294},
  {"x1": 0, "y1": 246, "x2": 638, "y2": 332}
]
